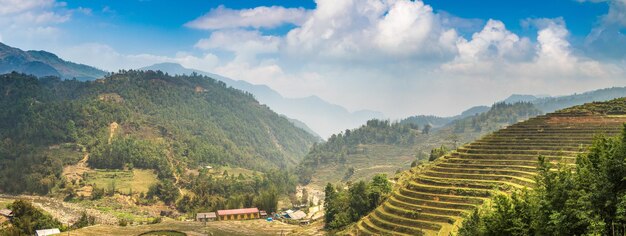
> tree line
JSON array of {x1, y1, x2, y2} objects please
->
[{"x1": 459, "y1": 126, "x2": 626, "y2": 235}]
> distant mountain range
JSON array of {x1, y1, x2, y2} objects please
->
[
  {"x1": 140, "y1": 63, "x2": 384, "y2": 138},
  {"x1": 0, "y1": 42, "x2": 107, "y2": 80},
  {"x1": 501, "y1": 88, "x2": 626, "y2": 113}
]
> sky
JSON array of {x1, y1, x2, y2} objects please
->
[{"x1": 1, "y1": 0, "x2": 626, "y2": 118}]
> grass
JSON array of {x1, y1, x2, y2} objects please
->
[
  {"x1": 84, "y1": 169, "x2": 158, "y2": 194},
  {"x1": 69, "y1": 219, "x2": 299, "y2": 236}
]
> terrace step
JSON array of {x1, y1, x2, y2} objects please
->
[
  {"x1": 387, "y1": 196, "x2": 468, "y2": 217},
  {"x1": 381, "y1": 202, "x2": 457, "y2": 224},
  {"x1": 398, "y1": 188, "x2": 486, "y2": 205},
  {"x1": 405, "y1": 181, "x2": 493, "y2": 198},
  {"x1": 369, "y1": 211, "x2": 427, "y2": 235},
  {"x1": 448, "y1": 152, "x2": 577, "y2": 162},
  {"x1": 429, "y1": 166, "x2": 537, "y2": 180},
  {"x1": 456, "y1": 147, "x2": 580, "y2": 156},
  {"x1": 465, "y1": 144, "x2": 586, "y2": 151},
  {"x1": 414, "y1": 175, "x2": 504, "y2": 190},
  {"x1": 444, "y1": 158, "x2": 574, "y2": 166},
  {"x1": 393, "y1": 192, "x2": 477, "y2": 210},
  {"x1": 436, "y1": 163, "x2": 537, "y2": 172},
  {"x1": 375, "y1": 207, "x2": 444, "y2": 231},
  {"x1": 422, "y1": 171, "x2": 535, "y2": 188}
]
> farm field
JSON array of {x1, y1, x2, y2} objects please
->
[
  {"x1": 84, "y1": 169, "x2": 159, "y2": 194},
  {"x1": 69, "y1": 219, "x2": 303, "y2": 236},
  {"x1": 351, "y1": 108, "x2": 626, "y2": 235}
]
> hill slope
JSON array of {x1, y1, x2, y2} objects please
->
[
  {"x1": 0, "y1": 42, "x2": 107, "y2": 80},
  {"x1": 0, "y1": 71, "x2": 317, "y2": 194},
  {"x1": 140, "y1": 63, "x2": 384, "y2": 138},
  {"x1": 298, "y1": 102, "x2": 542, "y2": 188},
  {"x1": 351, "y1": 98, "x2": 626, "y2": 235}
]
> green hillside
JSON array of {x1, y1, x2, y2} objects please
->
[
  {"x1": 350, "y1": 98, "x2": 626, "y2": 235},
  {"x1": 298, "y1": 102, "x2": 543, "y2": 189},
  {"x1": 0, "y1": 71, "x2": 317, "y2": 195}
]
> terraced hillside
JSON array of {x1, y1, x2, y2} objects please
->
[{"x1": 352, "y1": 106, "x2": 626, "y2": 235}]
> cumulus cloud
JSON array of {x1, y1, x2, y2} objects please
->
[
  {"x1": 0, "y1": 0, "x2": 71, "y2": 48},
  {"x1": 283, "y1": 0, "x2": 458, "y2": 62},
  {"x1": 180, "y1": 0, "x2": 626, "y2": 117},
  {"x1": 185, "y1": 5, "x2": 310, "y2": 30},
  {"x1": 585, "y1": 0, "x2": 626, "y2": 59}
]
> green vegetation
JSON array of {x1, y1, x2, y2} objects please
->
[
  {"x1": 449, "y1": 102, "x2": 542, "y2": 133},
  {"x1": 352, "y1": 98, "x2": 626, "y2": 235},
  {"x1": 324, "y1": 174, "x2": 391, "y2": 230},
  {"x1": 174, "y1": 170, "x2": 293, "y2": 214},
  {"x1": 84, "y1": 169, "x2": 158, "y2": 195},
  {"x1": 298, "y1": 120, "x2": 420, "y2": 184},
  {"x1": 2, "y1": 200, "x2": 63, "y2": 235},
  {"x1": 458, "y1": 127, "x2": 626, "y2": 235},
  {"x1": 0, "y1": 71, "x2": 316, "y2": 195},
  {"x1": 299, "y1": 102, "x2": 545, "y2": 188}
]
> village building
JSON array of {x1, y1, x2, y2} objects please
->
[
  {"x1": 286, "y1": 210, "x2": 307, "y2": 220},
  {"x1": 196, "y1": 212, "x2": 217, "y2": 222},
  {"x1": 259, "y1": 210, "x2": 268, "y2": 217},
  {"x1": 217, "y1": 208, "x2": 260, "y2": 221},
  {"x1": 35, "y1": 228, "x2": 61, "y2": 236}
]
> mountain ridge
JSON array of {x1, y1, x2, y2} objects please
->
[
  {"x1": 140, "y1": 62, "x2": 385, "y2": 138},
  {"x1": 0, "y1": 42, "x2": 107, "y2": 80}
]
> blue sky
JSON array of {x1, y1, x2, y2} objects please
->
[{"x1": 1, "y1": 0, "x2": 625, "y2": 117}]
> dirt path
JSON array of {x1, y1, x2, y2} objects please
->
[{"x1": 108, "y1": 122, "x2": 119, "y2": 144}]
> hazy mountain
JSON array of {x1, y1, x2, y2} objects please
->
[
  {"x1": 532, "y1": 87, "x2": 626, "y2": 112},
  {"x1": 401, "y1": 105, "x2": 490, "y2": 129},
  {"x1": 502, "y1": 94, "x2": 542, "y2": 103},
  {"x1": 0, "y1": 42, "x2": 107, "y2": 80},
  {"x1": 140, "y1": 63, "x2": 385, "y2": 138}
]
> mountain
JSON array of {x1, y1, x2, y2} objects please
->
[
  {"x1": 350, "y1": 98, "x2": 626, "y2": 235},
  {"x1": 500, "y1": 87, "x2": 626, "y2": 113},
  {"x1": 0, "y1": 42, "x2": 107, "y2": 80},
  {"x1": 401, "y1": 106, "x2": 490, "y2": 129},
  {"x1": 139, "y1": 63, "x2": 385, "y2": 138},
  {"x1": 532, "y1": 87, "x2": 626, "y2": 112},
  {"x1": 298, "y1": 102, "x2": 542, "y2": 188},
  {"x1": 0, "y1": 71, "x2": 317, "y2": 194},
  {"x1": 502, "y1": 94, "x2": 542, "y2": 103}
]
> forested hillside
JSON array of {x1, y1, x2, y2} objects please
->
[
  {"x1": 298, "y1": 102, "x2": 543, "y2": 188},
  {"x1": 0, "y1": 71, "x2": 317, "y2": 194}
]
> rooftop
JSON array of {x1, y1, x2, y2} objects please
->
[
  {"x1": 196, "y1": 212, "x2": 217, "y2": 219},
  {"x1": 217, "y1": 208, "x2": 259, "y2": 216}
]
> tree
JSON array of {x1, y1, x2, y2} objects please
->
[
  {"x1": 324, "y1": 183, "x2": 336, "y2": 229},
  {"x1": 349, "y1": 181, "x2": 370, "y2": 220},
  {"x1": 423, "y1": 124, "x2": 432, "y2": 134}
]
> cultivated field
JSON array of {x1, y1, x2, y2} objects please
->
[{"x1": 351, "y1": 110, "x2": 626, "y2": 235}]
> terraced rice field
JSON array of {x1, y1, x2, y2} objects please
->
[{"x1": 353, "y1": 111, "x2": 626, "y2": 236}]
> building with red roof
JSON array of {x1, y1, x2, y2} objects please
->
[{"x1": 216, "y1": 208, "x2": 260, "y2": 220}]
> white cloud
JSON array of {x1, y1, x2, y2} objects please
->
[
  {"x1": 283, "y1": 0, "x2": 458, "y2": 62},
  {"x1": 180, "y1": 0, "x2": 626, "y2": 118},
  {"x1": 0, "y1": 0, "x2": 72, "y2": 48},
  {"x1": 58, "y1": 43, "x2": 220, "y2": 72},
  {"x1": 0, "y1": 0, "x2": 55, "y2": 15},
  {"x1": 185, "y1": 5, "x2": 310, "y2": 30}
]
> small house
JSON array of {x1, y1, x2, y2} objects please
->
[
  {"x1": 287, "y1": 210, "x2": 307, "y2": 220},
  {"x1": 196, "y1": 212, "x2": 217, "y2": 222},
  {"x1": 35, "y1": 228, "x2": 61, "y2": 236},
  {"x1": 217, "y1": 208, "x2": 259, "y2": 221},
  {"x1": 259, "y1": 210, "x2": 268, "y2": 217}
]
